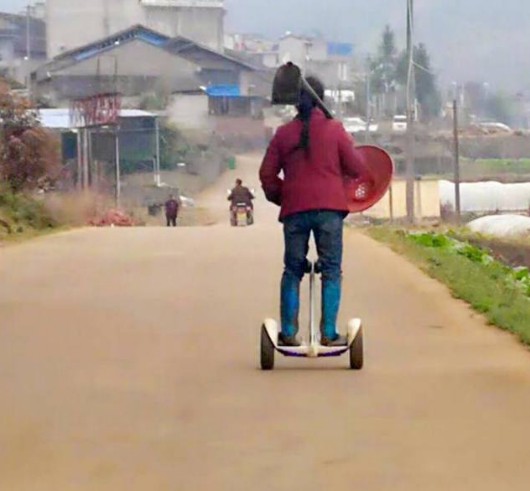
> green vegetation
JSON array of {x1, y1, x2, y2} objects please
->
[
  {"x1": 462, "y1": 158, "x2": 530, "y2": 174},
  {"x1": 0, "y1": 80, "x2": 63, "y2": 243},
  {"x1": 0, "y1": 187, "x2": 58, "y2": 242},
  {"x1": 119, "y1": 122, "x2": 232, "y2": 176},
  {"x1": 139, "y1": 92, "x2": 169, "y2": 111},
  {"x1": 417, "y1": 159, "x2": 530, "y2": 181},
  {"x1": 368, "y1": 227, "x2": 530, "y2": 345}
]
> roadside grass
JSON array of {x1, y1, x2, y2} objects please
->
[
  {"x1": 367, "y1": 227, "x2": 530, "y2": 346},
  {"x1": 462, "y1": 158, "x2": 530, "y2": 173},
  {"x1": 0, "y1": 188, "x2": 63, "y2": 244},
  {"x1": 419, "y1": 159, "x2": 530, "y2": 182}
]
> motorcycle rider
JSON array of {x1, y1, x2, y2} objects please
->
[
  {"x1": 259, "y1": 76, "x2": 371, "y2": 347},
  {"x1": 228, "y1": 179, "x2": 254, "y2": 224}
]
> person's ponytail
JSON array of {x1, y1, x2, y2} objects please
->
[
  {"x1": 295, "y1": 76, "x2": 325, "y2": 154},
  {"x1": 297, "y1": 90, "x2": 314, "y2": 151}
]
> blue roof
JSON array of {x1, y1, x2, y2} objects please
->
[
  {"x1": 327, "y1": 42, "x2": 354, "y2": 57},
  {"x1": 136, "y1": 31, "x2": 168, "y2": 46},
  {"x1": 205, "y1": 85, "x2": 241, "y2": 98}
]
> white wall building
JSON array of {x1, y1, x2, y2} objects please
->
[
  {"x1": 278, "y1": 34, "x2": 354, "y2": 87},
  {"x1": 46, "y1": 0, "x2": 225, "y2": 58}
]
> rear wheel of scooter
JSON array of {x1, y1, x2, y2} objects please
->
[
  {"x1": 261, "y1": 325, "x2": 275, "y2": 370},
  {"x1": 349, "y1": 326, "x2": 364, "y2": 370}
]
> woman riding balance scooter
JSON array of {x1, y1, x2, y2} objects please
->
[{"x1": 259, "y1": 77, "x2": 371, "y2": 347}]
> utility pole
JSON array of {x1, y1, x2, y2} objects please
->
[
  {"x1": 25, "y1": 3, "x2": 32, "y2": 100},
  {"x1": 115, "y1": 128, "x2": 121, "y2": 208},
  {"x1": 453, "y1": 98, "x2": 461, "y2": 222},
  {"x1": 155, "y1": 117, "x2": 161, "y2": 187},
  {"x1": 365, "y1": 56, "x2": 371, "y2": 143},
  {"x1": 25, "y1": 4, "x2": 31, "y2": 60},
  {"x1": 405, "y1": 0, "x2": 416, "y2": 223}
]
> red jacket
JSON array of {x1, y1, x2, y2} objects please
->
[{"x1": 259, "y1": 109, "x2": 370, "y2": 220}]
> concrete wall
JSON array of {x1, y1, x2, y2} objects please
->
[
  {"x1": 37, "y1": 40, "x2": 202, "y2": 101},
  {"x1": 278, "y1": 37, "x2": 308, "y2": 70},
  {"x1": 144, "y1": 6, "x2": 224, "y2": 50},
  {"x1": 0, "y1": 38, "x2": 15, "y2": 71},
  {"x1": 307, "y1": 59, "x2": 351, "y2": 87},
  {"x1": 47, "y1": 0, "x2": 224, "y2": 58},
  {"x1": 167, "y1": 94, "x2": 211, "y2": 130},
  {"x1": 364, "y1": 179, "x2": 441, "y2": 219},
  {"x1": 46, "y1": 0, "x2": 143, "y2": 58},
  {"x1": 58, "y1": 40, "x2": 197, "y2": 79},
  {"x1": 308, "y1": 38, "x2": 327, "y2": 62},
  {"x1": 0, "y1": 36, "x2": 45, "y2": 85}
]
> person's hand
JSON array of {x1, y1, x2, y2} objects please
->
[{"x1": 265, "y1": 189, "x2": 282, "y2": 206}]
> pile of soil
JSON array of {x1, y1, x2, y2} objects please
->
[{"x1": 88, "y1": 209, "x2": 138, "y2": 227}]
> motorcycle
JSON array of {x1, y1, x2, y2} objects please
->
[
  {"x1": 227, "y1": 189, "x2": 255, "y2": 227},
  {"x1": 231, "y1": 202, "x2": 254, "y2": 227}
]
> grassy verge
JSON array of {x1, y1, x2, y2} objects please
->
[
  {"x1": 462, "y1": 158, "x2": 530, "y2": 173},
  {"x1": 0, "y1": 188, "x2": 64, "y2": 244},
  {"x1": 367, "y1": 227, "x2": 530, "y2": 346}
]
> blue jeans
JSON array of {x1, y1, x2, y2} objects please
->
[
  {"x1": 280, "y1": 210, "x2": 345, "y2": 338},
  {"x1": 283, "y1": 210, "x2": 344, "y2": 282}
]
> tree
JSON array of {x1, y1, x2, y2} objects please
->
[
  {"x1": 395, "y1": 43, "x2": 441, "y2": 121},
  {"x1": 0, "y1": 81, "x2": 60, "y2": 192},
  {"x1": 371, "y1": 25, "x2": 398, "y2": 95},
  {"x1": 414, "y1": 43, "x2": 441, "y2": 120},
  {"x1": 484, "y1": 92, "x2": 515, "y2": 125}
]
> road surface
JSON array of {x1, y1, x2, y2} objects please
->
[{"x1": 2, "y1": 154, "x2": 530, "y2": 490}]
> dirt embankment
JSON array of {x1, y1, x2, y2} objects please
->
[{"x1": 464, "y1": 234, "x2": 530, "y2": 269}]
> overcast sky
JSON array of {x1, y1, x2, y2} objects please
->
[
  {"x1": 0, "y1": 0, "x2": 25, "y2": 12},
  {"x1": 1, "y1": 0, "x2": 529, "y2": 91},
  {"x1": 225, "y1": 0, "x2": 530, "y2": 92}
]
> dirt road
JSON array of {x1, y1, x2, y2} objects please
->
[{"x1": 2, "y1": 155, "x2": 530, "y2": 490}]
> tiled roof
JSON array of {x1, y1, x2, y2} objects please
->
[{"x1": 43, "y1": 24, "x2": 258, "y2": 75}]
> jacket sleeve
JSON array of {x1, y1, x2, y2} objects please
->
[
  {"x1": 259, "y1": 132, "x2": 283, "y2": 206},
  {"x1": 338, "y1": 126, "x2": 372, "y2": 182}
]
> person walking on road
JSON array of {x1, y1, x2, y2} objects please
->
[
  {"x1": 165, "y1": 194, "x2": 180, "y2": 227},
  {"x1": 259, "y1": 76, "x2": 371, "y2": 347}
]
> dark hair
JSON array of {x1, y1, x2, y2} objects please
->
[
  {"x1": 305, "y1": 76, "x2": 325, "y2": 101},
  {"x1": 297, "y1": 76, "x2": 325, "y2": 152},
  {"x1": 236, "y1": 178, "x2": 242, "y2": 185}
]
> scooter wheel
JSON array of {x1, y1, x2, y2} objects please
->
[
  {"x1": 349, "y1": 326, "x2": 364, "y2": 370},
  {"x1": 260, "y1": 324, "x2": 275, "y2": 370}
]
